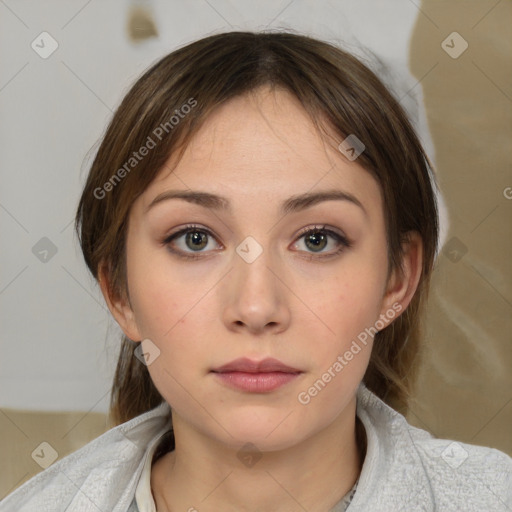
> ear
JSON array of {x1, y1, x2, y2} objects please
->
[
  {"x1": 379, "y1": 231, "x2": 423, "y2": 322},
  {"x1": 98, "y1": 262, "x2": 142, "y2": 342}
]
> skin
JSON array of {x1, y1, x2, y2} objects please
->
[{"x1": 100, "y1": 86, "x2": 422, "y2": 512}]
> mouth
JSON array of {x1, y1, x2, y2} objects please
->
[
  {"x1": 211, "y1": 357, "x2": 302, "y2": 374},
  {"x1": 211, "y1": 357, "x2": 303, "y2": 392}
]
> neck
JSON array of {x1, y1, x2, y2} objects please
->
[{"x1": 151, "y1": 397, "x2": 365, "y2": 512}]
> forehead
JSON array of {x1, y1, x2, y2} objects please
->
[{"x1": 137, "y1": 87, "x2": 382, "y2": 217}]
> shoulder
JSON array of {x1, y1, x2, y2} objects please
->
[
  {"x1": 407, "y1": 423, "x2": 512, "y2": 508},
  {"x1": 0, "y1": 402, "x2": 172, "y2": 512},
  {"x1": 353, "y1": 384, "x2": 512, "y2": 511}
]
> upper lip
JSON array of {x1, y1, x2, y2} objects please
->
[{"x1": 211, "y1": 357, "x2": 302, "y2": 374}]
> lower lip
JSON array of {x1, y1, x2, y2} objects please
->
[{"x1": 212, "y1": 371, "x2": 301, "y2": 392}]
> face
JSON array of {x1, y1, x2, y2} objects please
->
[{"x1": 106, "y1": 87, "x2": 413, "y2": 452}]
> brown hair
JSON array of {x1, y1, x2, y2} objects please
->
[{"x1": 75, "y1": 30, "x2": 439, "y2": 427}]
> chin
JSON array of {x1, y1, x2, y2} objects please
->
[{"x1": 213, "y1": 413, "x2": 307, "y2": 453}]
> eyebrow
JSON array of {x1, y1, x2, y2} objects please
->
[{"x1": 145, "y1": 189, "x2": 367, "y2": 217}]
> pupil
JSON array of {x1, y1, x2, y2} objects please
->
[
  {"x1": 187, "y1": 231, "x2": 207, "y2": 250},
  {"x1": 306, "y1": 232, "x2": 326, "y2": 251}
]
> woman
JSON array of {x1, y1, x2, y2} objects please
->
[{"x1": 1, "y1": 30, "x2": 510, "y2": 512}]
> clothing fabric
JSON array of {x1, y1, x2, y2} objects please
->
[{"x1": 1, "y1": 383, "x2": 511, "y2": 511}]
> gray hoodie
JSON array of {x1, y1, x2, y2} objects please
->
[{"x1": 1, "y1": 383, "x2": 511, "y2": 512}]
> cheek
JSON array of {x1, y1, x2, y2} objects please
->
[
  {"x1": 127, "y1": 254, "x2": 207, "y2": 407},
  {"x1": 307, "y1": 252, "x2": 387, "y2": 376},
  {"x1": 324, "y1": 266, "x2": 385, "y2": 339},
  {"x1": 126, "y1": 244, "x2": 215, "y2": 376},
  {"x1": 126, "y1": 242, "x2": 192, "y2": 336},
  {"x1": 296, "y1": 277, "x2": 381, "y2": 413}
]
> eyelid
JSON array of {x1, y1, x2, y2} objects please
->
[
  {"x1": 162, "y1": 224, "x2": 222, "y2": 247},
  {"x1": 294, "y1": 224, "x2": 350, "y2": 242}
]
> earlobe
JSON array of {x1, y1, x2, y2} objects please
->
[
  {"x1": 97, "y1": 263, "x2": 142, "y2": 342},
  {"x1": 380, "y1": 231, "x2": 423, "y2": 322}
]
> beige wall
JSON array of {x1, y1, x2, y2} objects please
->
[
  {"x1": 0, "y1": 409, "x2": 108, "y2": 498},
  {"x1": 405, "y1": 0, "x2": 512, "y2": 454},
  {"x1": 1, "y1": 0, "x2": 510, "y2": 500}
]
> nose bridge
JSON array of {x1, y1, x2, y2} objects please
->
[
  {"x1": 234, "y1": 233, "x2": 280, "y2": 300},
  {"x1": 223, "y1": 232, "x2": 289, "y2": 332}
]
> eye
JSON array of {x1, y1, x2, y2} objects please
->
[
  {"x1": 162, "y1": 223, "x2": 352, "y2": 261},
  {"x1": 292, "y1": 225, "x2": 351, "y2": 258},
  {"x1": 162, "y1": 224, "x2": 221, "y2": 260}
]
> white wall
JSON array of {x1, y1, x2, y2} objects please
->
[{"x1": 0, "y1": 0, "x2": 447, "y2": 412}]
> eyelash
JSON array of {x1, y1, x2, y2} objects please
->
[{"x1": 161, "y1": 224, "x2": 352, "y2": 261}]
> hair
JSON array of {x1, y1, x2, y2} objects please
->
[{"x1": 75, "y1": 30, "x2": 439, "y2": 427}]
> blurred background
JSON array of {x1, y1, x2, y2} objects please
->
[{"x1": 0, "y1": 0, "x2": 510, "y2": 498}]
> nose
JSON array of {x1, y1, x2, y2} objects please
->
[{"x1": 222, "y1": 241, "x2": 291, "y2": 335}]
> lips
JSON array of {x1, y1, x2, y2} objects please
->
[
  {"x1": 211, "y1": 357, "x2": 302, "y2": 374},
  {"x1": 211, "y1": 357, "x2": 303, "y2": 393}
]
